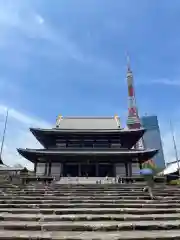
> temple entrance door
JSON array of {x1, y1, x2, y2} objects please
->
[
  {"x1": 63, "y1": 163, "x2": 78, "y2": 177},
  {"x1": 99, "y1": 163, "x2": 114, "y2": 177},
  {"x1": 81, "y1": 164, "x2": 96, "y2": 177}
]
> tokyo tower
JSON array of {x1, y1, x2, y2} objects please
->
[
  {"x1": 126, "y1": 58, "x2": 155, "y2": 171},
  {"x1": 126, "y1": 56, "x2": 143, "y2": 147}
]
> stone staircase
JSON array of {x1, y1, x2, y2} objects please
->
[{"x1": 0, "y1": 183, "x2": 180, "y2": 239}]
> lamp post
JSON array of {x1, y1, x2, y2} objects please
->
[
  {"x1": 0, "y1": 109, "x2": 9, "y2": 164},
  {"x1": 170, "y1": 120, "x2": 180, "y2": 176}
]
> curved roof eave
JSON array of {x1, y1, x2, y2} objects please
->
[
  {"x1": 30, "y1": 127, "x2": 146, "y2": 134},
  {"x1": 17, "y1": 148, "x2": 158, "y2": 163},
  {"x1": 17, "y1": 148, "x2": 158, "y2": 155}
]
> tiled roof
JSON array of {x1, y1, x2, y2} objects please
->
[{"x1": 56, "y1": 117, "x2": 120, "y2": 130}]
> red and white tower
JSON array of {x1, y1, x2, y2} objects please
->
[
  {"x1": 126, "y1": 56, "x2": 144, "y2": 148},
  {"x1": 126, "y1": 59, "x2": 140, "y2": 128},
  {"x1": 126, "y1": 56, "x2": 144, "y2": 174}
]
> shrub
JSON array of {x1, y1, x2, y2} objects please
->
[{"x1": 169, "y1": 179, "x2": 180, "y2": 185}]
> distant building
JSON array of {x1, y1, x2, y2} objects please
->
[{"x1": 141, "y1": 115, "x2": 165, "y2": 169}]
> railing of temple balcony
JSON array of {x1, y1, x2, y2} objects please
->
[
  {"x1": 54, "y1": 141, "x2": 122, "y2": 149},
  {"x1": 34, "y1": 147, "x2": 148, "y2": 152},
  {"x1": 47, "y1": 147, "x2": 130, "y2": 151}
]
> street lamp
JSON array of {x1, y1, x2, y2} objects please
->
[{"x1": 170, "y1": 120, "x2": 180, "y2": 177}]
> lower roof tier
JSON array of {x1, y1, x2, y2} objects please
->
[{"x1": 17, "y1": 148, "x2": 158, "y2": 163}]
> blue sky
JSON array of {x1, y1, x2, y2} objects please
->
[{"x1": 0, "y1": 0, "x2": 179, "y2": 168}]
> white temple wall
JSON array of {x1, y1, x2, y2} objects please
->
[
  {"x1": 115, "y1": 163, "x2": 126, "y2": 177},
  {"x1": 36, "y1": 163, "x2": 45, "y2": 176},
  {"x1": 51, "y1": 163, "x2": 61, "y2": 179}
]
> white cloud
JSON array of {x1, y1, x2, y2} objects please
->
[
  {"x1": 0, "y1": 1, "x2": 116, "y2": 68},
  {"x1": 0, "y1": 104, "x2": 51, "y2": 170},
  {"x1": 0, "y1": 1, "x2": 53, "y2": 48},
  {"x1": 0, "y1": 0, "x2": 87, "y2": 66},
  {"x1": 147, "y1": 79, "x2": 180, "y2": 86},
  {"x1": 35, "y1": 14, "x2": 45, "y2": 25}
]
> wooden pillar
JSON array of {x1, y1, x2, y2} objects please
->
[
  {"x1": 139, "y1": 160, "x2": 142, "y2": 169},
  {"x1": 128, "y1": 162, "x2": 132, "y2": 177},
  {"x1": 125, "y1": 163, "x2": 128, "y2": 177},
  {"x1": 113, "y1": 163, "x2": 116, "y2": 177},
  {"x1": 48, "y1": 162, "x2": 51, "y2": 176},
  {"x1": 34, "y1": 162, "x2": 37, "y2": 174},
  {"x1": 44, "y1": 162, "x2": 48, "y2": 176},
  {"x1": 95, "y1": 162, "x2": 99, "y2": 177},
  {"x1": 61, "y1": 162, "x2": 64, "y2": 177},
  {"x1": 78, "y1": 163, "x2": 81, "y2": 177}
]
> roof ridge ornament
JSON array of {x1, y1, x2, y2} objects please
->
[
  {"x1": 114, "y1": 114, "x2": 121, "y2": 128},
  {"x1": 56, "y1": 115, "x2": 63, "y2": 128}
]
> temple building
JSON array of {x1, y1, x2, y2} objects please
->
[{"x1": 17, "y1": 116, "x2": 158, "y2": 179}]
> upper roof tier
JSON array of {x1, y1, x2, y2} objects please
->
[
  {"x1": 55, "y1": 116, "x2": 121, "y2": 129},
  {"x1": 30, "y1": 126, "x2": 146, "y2": 149}
]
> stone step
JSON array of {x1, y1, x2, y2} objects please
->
[
  {"x1": 0, "y1": 230, "x2": 180, "y2": 240},
  {"x1": 16, "y1": 186, "x2": 149, "y2": 190},
  {"x1": 18, "y1": 185, "x2": 180, "y2": 188},
  {"x1": 2, "y1": 195, "x2": 180, "y2": 201},
  {"x1": 1, "y1": 199, "x2": 180, "y2": 204},
  {"x1": 4, "y1": 189, "x2": 180, "y2": 193},
  {"x1": 1, "y1": 213, "x2": 180, "y2": 222},
  {"x1": 12, "y1": 188, "x2": 174, "y2": 191},
  {"x1": 6, "y1": 187, "x2": 148, "y2": 190},
  {"x1": 54, "y1": 184, "x2": 167, "y2": 187},
  {"x1": 3, "y1": 192, "x2": 180, "y2": 197},
  {"x1": 0, "y1": 195, "x2": 175, "y2": 200},
  {"x1": 1, "y1": 203, "x2": 180, "y2": 209},
  {"x1": 14, "y1": 188, "x2": 180, "y2": 191},
  {"x1": 2, "y1": 193, "x2": 180, "y2": 198},
  {"x1": 54, "y1": 184, "x2": 147, "y2": 188},
  {"x1": 0, "y1": 207, "x2": 180, "y2": 214},
  {"x1": 4, "y1": 185, "x2": 147, "y2": 188},
  {"x1": 5, "y1": 187, "x2": 176, "y2": 191},
  {"x1": 1, "y1": 220, "x2": 180, "y2": 231},
  {"x1": 1, "y1": 195, "x2": 180, "y2": 202}
]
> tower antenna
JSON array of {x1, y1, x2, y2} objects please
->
[{"x1": 126, "y1": 51, "x2": 131, "y2": 71}]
